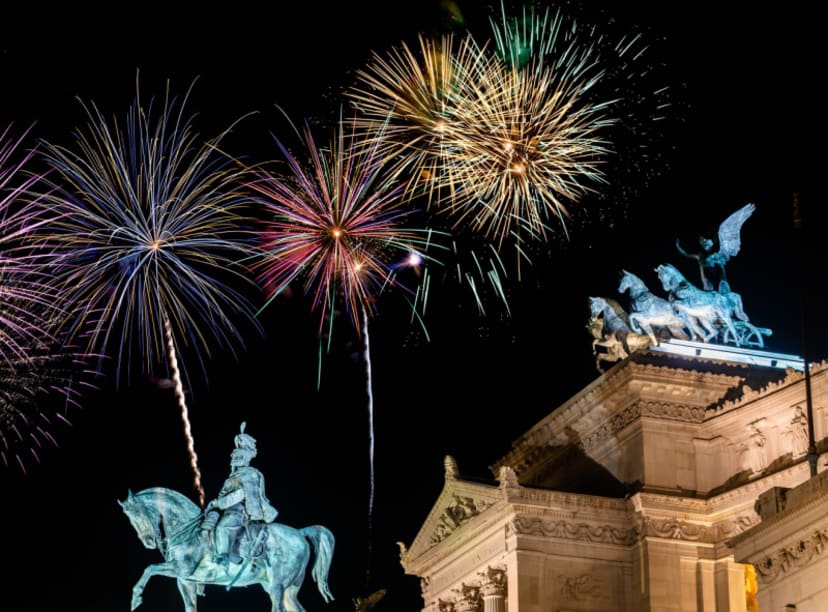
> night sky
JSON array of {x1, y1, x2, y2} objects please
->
[{"x1": 0, "y1": 2, "x2": 820, "y2": 611}]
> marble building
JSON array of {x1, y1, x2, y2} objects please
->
[{"x1": 399, "y1": 341, "x2": 827, "y2": 611}]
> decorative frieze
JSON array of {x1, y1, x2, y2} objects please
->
[
  {"x1": 579, "y1": 399, "x2": 705, "y2": 453},
  {"x1": 752, "y1": 529, "x2": 828, "y2": 584},
  {"x1": 581, "y1": 403, "x2": 640, "y2": 451},
  {"x1": 506, "y1": 510, "x2": 759, "y2": 546},
  {"x1": 508, "y1": 516, "x2": 638, "y2": 545},
  {"x1": 640, "y1": 399, "x2": 707, "y2": 422},
  {"x1": 640, "y1": 514, "x2": 758, "y2": 543}
]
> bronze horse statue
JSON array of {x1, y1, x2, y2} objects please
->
[
  {"x1": 655, "y1": 263, "x2": 738, "y2": 343},
  {"x1": 617, "y1": 269, "x2": 690, "y2": 345},
  {"x1": 588, "y1": 296, "x2": 651, "y2": 371},
  {"x1": 120, "y1": 487, "x2": 335, "y2": 612}
]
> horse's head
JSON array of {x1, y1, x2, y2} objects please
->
[
  {"x1": 588, "y1": 296, "x2": 604, "y2": 318},
  {"x1": 656, "y1": 264, "x2": 680, "y2": 291},
  {"x1": 119, "y1": 490, "x2": 159, "y2": 550},
  {"x1": 618, "y1": 270, "x2": 640, "y2": 294}
]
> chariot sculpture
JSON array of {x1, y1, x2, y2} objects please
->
[{"x1": 588, "y1": 203, "x2": 772, "y2": 370}]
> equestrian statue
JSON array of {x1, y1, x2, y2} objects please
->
[{"x1": 120, "y1": 422, "x2": 335, "y2": 612}]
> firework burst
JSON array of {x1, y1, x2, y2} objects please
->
[
  {"x1": 0, "y1": 124, "x2": 95, "y2": 473},
  {"x1": 249, "y1": 110, "x2": 444, "y2": 558},
  {"x1": 35, "y1": 79, "x2": 263, "y2": 505},
  {"x1": 249, "y1": 111, "x2": 441, "y2": 341},
  {"x1": 490, "y1": 1, "x2": 678, "y2": 226},
  {"x1": 344, "y1": 10, "x2": 615, "y2": 246},
  {"x1": 344, "y1": 2, "x2": 675, "y2": 312},
  {"x1": 436, "y1": 53, "x2": 613, "y2": 246},
  {"x1": 0, "y1": 336, "x2": 94, "y2": 474},
  {"x1": 345, "y1": 32, "x2": 487, "y2": 206}
]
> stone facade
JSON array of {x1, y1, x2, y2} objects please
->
[{"x1": 400, "y1": 344, "x2": 828, "y2": 611}]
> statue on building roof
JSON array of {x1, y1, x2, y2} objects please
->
[
  {"x1": 586, "y1": 203, "x2": 771, "y2": 364},
  {"x1": 675, "y1": 202, "x2": 755, "y2": 291}
]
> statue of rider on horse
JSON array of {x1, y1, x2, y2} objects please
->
[
  {"x1": 120, "y1": 422, "x2": 336, "y2": 612},
  {"x1": 200, "y1": 422, "x2": 278, "y2": 569}
]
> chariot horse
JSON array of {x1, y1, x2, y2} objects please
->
[
  {"x1": 617, "y1": 269, "x2": 690, "y2": 345},
  {"x1": 588, "y1": 296, "x2": 651, "y2": 371},
  {"x1": 120, "y1": 487, "x2": 335, "y2": 612},
  {"x1": 655, "y1": 263, "x2": 738, "y2": 343},
  {"x1": 716, "y1": 280, "x2": 772, "y2": 347}
]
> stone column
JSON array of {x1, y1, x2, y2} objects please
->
[
  {"x1": 480, "y1": 567, "x2": 507, "y2": 612},
  {"x1": 480, "y1": 581, "x2": 505, "y2": 612}
]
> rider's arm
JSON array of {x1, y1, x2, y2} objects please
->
[{"x1": 214, "y1": 488, "x2": 245, "y2": 509}]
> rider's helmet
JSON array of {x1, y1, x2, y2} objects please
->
[{"x1": 233, "y1": 422, "x2": 257, "y2": 460}]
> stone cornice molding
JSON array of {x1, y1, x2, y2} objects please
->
[
  {"x1": 708, "y1": 366, "x2": 814, "y2": 416},
  {"x1": 403, "y1": 512, "x2": 508, "y2": 575},
  {"x1": 627, "y1": 358, "x2": 742, "y2": 392},
  {"x1": 580, "y1": 398, "x2": 708, "y2": 452},
  {"x1": 729, "y1": 465, "x2": 828, "y2": 548},
  {"x1": 492, "y1": 355, "x2": 747, "y2": 477},
  {"x1": 503, "y1": 488, "x2": 629, "y2": 513},
  {"x1": 491, "y1": 365, "x2": 639, "y2": 475},
  {"x1": 634, "y1": 462, "x2": 809, "y2": 514},
  {"x1": 581, "y1": 401, "x2": 640, "y2": 452}
]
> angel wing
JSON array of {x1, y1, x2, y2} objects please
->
[{"x1": 717, "y1": 203, "x2": 755, "y2": 260}]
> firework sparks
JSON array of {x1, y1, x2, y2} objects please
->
[
  {"x1": 436, "y1": 54, "x2": 613, "y2": 246},
  {"x1": 345, "y1": 14, "x2": 614, "y2": 246},
  {"x1": 249, "y1": 111, "x2": 442, "y2": 572},
  {"x1": 249, "y1": 112, "x2": 440, "y2": 341},
  {"x1": 0, "y1": 340, "x2": 95, "y2": 474},
  {"x1": 0, "y1": 124, "x2": 95, "y2": 473},
  {"x1": 345, "y1": 2, "x2": 674, "y2": 311},
  {"x1": 345, "y1": 32, "x2": 487, "y2": 206},
  {"x1": 490, "y1": 1, "x2": 677, "y2": 223},
  {"x1": 35, "y1": 79, "x2": 263, "y2": 505}
]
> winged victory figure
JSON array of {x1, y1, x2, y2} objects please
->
[{"x1": 676, "y1": 203, "x2": 756, "y2": 291}]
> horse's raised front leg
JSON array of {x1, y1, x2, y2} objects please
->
[
  {"x1": 630, "y1": 315, "x2": 657, "y2": 346},
  {"x1": 131, "y1": 562, "x2": 187, "y2": 611}
]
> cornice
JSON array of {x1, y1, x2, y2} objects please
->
[
  {"x1": 492, "y1": 354, "x2": 750, "y2": 477},
  {"x1": 502, "y1": 486, "x2": 629, "y2": 513},
  {"x1": 730, "y1": 466, "x2": 828, "y2": 549}
]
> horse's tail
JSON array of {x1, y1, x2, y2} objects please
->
[{"x1": 302, "y1": 525, "x2": 335, "y2": 603}]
